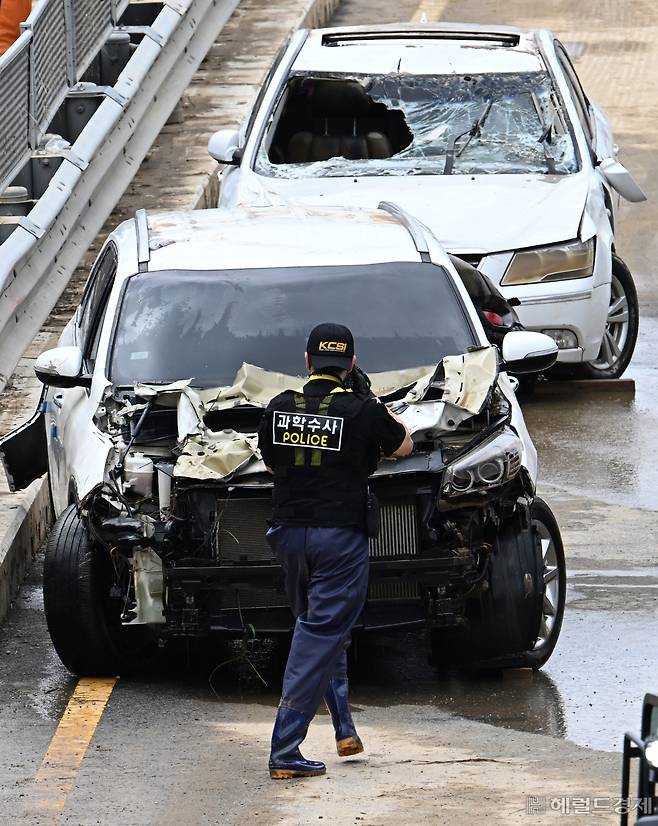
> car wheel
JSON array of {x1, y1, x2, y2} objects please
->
[
  {"x1": 428, "y1": 498, "x2": 565, "y2": 672},
  {"x1": 578, "y1": 255, "x2": 639, "y2": 379},
  {"x1": 514, "y1": 497, "x2": 566, "y2": 669},
  {"x1": 43, "y1": 505, "x2": 158, "y2": 676}
]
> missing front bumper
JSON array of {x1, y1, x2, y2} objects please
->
[{"x1": 162, "y1": 555, "x2": 472, "y2": 636}]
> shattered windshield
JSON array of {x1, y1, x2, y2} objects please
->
[
  {"x1": 109, "y1": 263, "x2": 476, "y2": 387},
  {"x1": 255, "y1": 72, "x2": 578, "y2": 178}
]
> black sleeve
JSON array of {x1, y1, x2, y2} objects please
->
[
  {"x1": 365, "y1": 400, "x2": 407, "y2": 457},
  {"x1": 257, "y1": 407, "x2": 275, "y2": 468}
]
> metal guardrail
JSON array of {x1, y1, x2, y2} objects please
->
[
  {"x1": 0, "y1": 0, "x2": 131, "y2": 193},
  {"x1": 0, "y1": 31, "x2": 31, "y2": 191},
  {"x1": 0, "y1": 0, "x2": 239, "y2": 392}
]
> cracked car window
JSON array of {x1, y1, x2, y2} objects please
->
[
  {"x1": 109, "y1": 263, "x2": 475, "y2": 387},
  {"x1": 255, "y1": 72, "x2": 578, "y2": 178}
]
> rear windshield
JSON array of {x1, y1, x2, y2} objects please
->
[{"x1": 109, "y1": 263, "x2": 476, "y2": 387}]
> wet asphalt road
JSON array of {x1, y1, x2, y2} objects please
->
[{"x1": 2, "y1": 0, "x2": 658, "y2": 822}]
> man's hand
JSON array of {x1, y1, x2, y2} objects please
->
[{"x1": 345, "y1": 365, "x2": 374, "y2": 398}]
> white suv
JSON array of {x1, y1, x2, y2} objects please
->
[
  {"x1": 209, "y1": 23, "x2": 646, "y2": 379},
  {"x1": 1, "y1": 204, "x2": 564, "y2": 676}
]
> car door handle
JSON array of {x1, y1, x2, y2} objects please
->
[{"x1": 52, "y1": 394, "x2": 64, "y2": 409}]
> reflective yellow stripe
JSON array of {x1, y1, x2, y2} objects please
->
[
  {"x1": 298, "y1": 375, "x2": 351, "y2": 394},
  {"x1": 292, "y1": 393, "x2": 306, "y2": 466},
  {"x1": 30, "y1": 677, "x2": 117, "y2": 818},
  {"x1": 310, "y1": 396, "x2": 334, "y2": 466}
]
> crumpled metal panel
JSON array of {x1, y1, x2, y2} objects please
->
[
  {"x1": 0, "y1": 33, "x2": 31, "y2": 193},
  {"x1": 29, "y1": 0, "x2": 68, "y2": 140},
  {"x1": 73, "y1": 0, "x2": 113, "y2": 81}
]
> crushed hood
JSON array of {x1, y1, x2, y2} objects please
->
[
  {"x1": 235, "y1": 169, "x2": 590, "y2": 253},
  {"x1": 122, "y1": 349, "x2": 498, "y2": 482}
]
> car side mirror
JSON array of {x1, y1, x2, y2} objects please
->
[
  {"x1": 501, "y1": 331, "x2": 558, "y2": 374},
  {"x1": 598, "y1": 158, "x2": 647, "y2": 203},
  {"x1": 34, "y1": 346, "x2": 91, "y2": 388},
  {"x1": 208, "y1": 129, "x2": 241, "y2": 165}
]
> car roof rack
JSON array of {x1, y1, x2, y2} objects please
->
[
  {"x1": 321, "y1": 30, "x2": 521, "y2": 47},
  {"x1": 135, "y1": 208, "x2": 150, "y2": 273},
  {"x1": 378, "y1": 201, "x2": 431, "y2": 263}
]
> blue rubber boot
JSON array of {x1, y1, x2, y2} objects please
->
[
  {"x1": 324, "y1": 677, "x2": 364, "y2": 757},
  {"x1": 269, "y1": 705, "x2": 326, "y2": 779}
]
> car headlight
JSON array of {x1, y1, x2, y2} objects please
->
[
  {"x1": 442, "y1": 429, "x2": 523, "y2": 498},
  {"x1": 501, "y1": 238, "x2": 594, "y2": 286}
]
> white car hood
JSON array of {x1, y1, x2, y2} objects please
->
[{"x1": 236, "y1": 170, "x2": 590, "y2": 253}]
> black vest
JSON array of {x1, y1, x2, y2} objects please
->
[{"x1": 268, "y1": 384, "x2": 370, "y2": 529}]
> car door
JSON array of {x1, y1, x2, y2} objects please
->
[{"x1": 48, "y1": 243, "x2": 118, "y2": 513}]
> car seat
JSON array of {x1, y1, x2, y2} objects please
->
[{"x1": 285, "y1": 81, "x2": 393, "y2": 164}]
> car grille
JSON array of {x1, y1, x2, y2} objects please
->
[
  {"x1": 220, "y1": 580, "x2": 420, "y2": 610},
  {"x1": 221, "y1": 588, "x2": 289, "y2": 610},
  {"x1": 368, "y1": 581, "x2": 420, "y2": 601},
  {"x1": 215, "y1": 496, "x2": 419, "y2": 563}
]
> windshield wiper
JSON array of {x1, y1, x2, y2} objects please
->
[
  {"x1": 530, "y1": 92, "x2": 557, "y2": 174},
  {"x1": 443, "y1": 99, "x2": 494, "y2": 175}
]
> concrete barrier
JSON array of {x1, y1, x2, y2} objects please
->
[{"x1": 0, "y1": 478, "x2": 51, "y2": 622}]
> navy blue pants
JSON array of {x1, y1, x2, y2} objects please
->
[{"x1": 266, "y1": 525, "x2": 369, "y2": 718}]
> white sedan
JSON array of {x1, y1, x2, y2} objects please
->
[
  {"x1": 1, "y1": 204, "x2": 564, "y2": 676},
  {"x1": 209, "y1": 22, "x2": 646, "y2": 379}
]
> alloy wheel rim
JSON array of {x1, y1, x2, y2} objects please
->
[
  {"x1": 532, "y1": 518, "x2": 560, "y2": 650},
  {"x1": 590, "y1": 273, "x2": 630, "y2": 370}
]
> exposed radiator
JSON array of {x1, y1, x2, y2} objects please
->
[
  {"x1": 369, "y1": 498, "x2": 419, "y2": 559},
  {"x1": 214, "y1": 498, "x2": 275, "y2": 563},
  {"x1": 215, "y1": 496, "x2": 419, "y2": 563}
]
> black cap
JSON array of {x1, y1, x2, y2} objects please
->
[{"x1": 306, "y1": 323, "x2": 355, "y2": 370}]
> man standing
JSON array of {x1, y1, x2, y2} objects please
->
[{"x1": 258, "y1": 323, "x2": 413, "y2": 779}]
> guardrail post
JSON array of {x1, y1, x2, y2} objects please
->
[
  {"x1": 63, "y1": 0, "x2": 77, "y2": 86},
  {"x1": 19, "y1": 22, "x2": 39, "y2": 149}
]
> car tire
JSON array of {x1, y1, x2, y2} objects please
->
[
  {"x1": 578, "y1": 255, "x2": 639, "y2": 379},
  {"x1": 513, "y1": 497, "x2": 566, "y2": 669},
  {"x1": 428, "y1": 498, "x2": 566, "y2": 672},
  {"x1": 43, "y1": 505, "x2": 158, "y2": 676}
]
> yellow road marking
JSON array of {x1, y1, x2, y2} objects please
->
[
  {"x1": 411, "y1": 0, "x2": 449, "y2": 23},
  {"x1": 31, "y1": 678, "x2": 117, "y2": 819}
]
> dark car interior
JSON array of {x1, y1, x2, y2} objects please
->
[
  {"x1": 267, "y1": 78, "x2": 413, "y2": 164},
  {"x1": 449, "y1": 255, "x2": 523, "y2": 345}
]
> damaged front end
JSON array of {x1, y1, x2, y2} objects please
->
[{"x1": 83, "y1": 348, "x2": 542, "y2": 661}]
